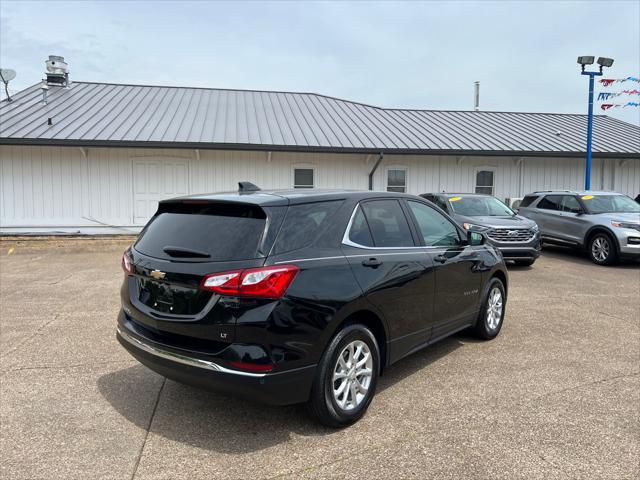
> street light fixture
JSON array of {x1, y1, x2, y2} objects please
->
[
  {"x1": 577, "y1": 55, "x2": 614, "y2": 190},
  {"x1": 597, "y1": 57, "x2": 614, "y2": 68}
]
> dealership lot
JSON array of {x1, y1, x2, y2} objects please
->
[{"x1": 0, "y1": 238, "x2": 638, "y2": 480}]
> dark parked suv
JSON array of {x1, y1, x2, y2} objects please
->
[
  {"x1": 421, "y1": 193, "x2": 540, "y2": 266},
  {"x1": 117, "y1": 186, "x2": 508, "y2": 427}
]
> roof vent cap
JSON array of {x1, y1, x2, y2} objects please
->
[{"x1": 45, "y1": 55, "x2": 69, "y2": 87}]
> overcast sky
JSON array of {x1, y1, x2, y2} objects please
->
[{"x1": 1, "y1": 0, "x2": 639, "y2": 125}]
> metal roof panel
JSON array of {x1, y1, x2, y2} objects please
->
[{"x1": 0, "y1": 81, "x2": 638, "y2": 156}]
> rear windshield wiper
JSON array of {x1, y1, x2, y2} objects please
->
[{"x1": 162, "y1": 246, "x2": 211, "y2": 258}]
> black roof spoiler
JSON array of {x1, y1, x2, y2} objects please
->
[{"x1": 238, "y1": 181, "x2": 261, "y2": 193}]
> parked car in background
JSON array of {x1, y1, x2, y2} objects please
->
[
  {"x1": 420, "y1": 193, "x2": 540, "y2": 266},
  {"x1": 518, "y1": 190, "x2": 640, "y2": 265},
  {"x1": 117, "y1": 185, "x2": 509, "y2": 427}
]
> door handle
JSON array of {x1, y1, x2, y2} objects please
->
[
  {"x1": 362, "y1": 257, "x2": 382, "y2": 268},
  {"x1": 434, "y1": 254, "x2": 447, "y2": 264}
]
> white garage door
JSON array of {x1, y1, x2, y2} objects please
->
[{"x1": 133, "y1": 158, "x2": 189, "y2": 224}]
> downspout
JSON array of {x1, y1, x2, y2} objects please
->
[{"x1": 368, "y1": 152, "x2": 384, "y2": 190}]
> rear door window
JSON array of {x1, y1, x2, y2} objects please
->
[
  {"x1": 273, "y1": 200, "x2": 343, "y2": 253},
  {"x1": 360, "y1": 200, "x2": 415, "y2": 248},
  {"x1": 433, "y1": 196, "x2": 450, "y2": 213},
  {"x1": 348, "y1": 207, "x2": 374, "y2": 247},
  {"x1": 561, "y1": 196, "x2": 582, "y2": 213},
  {"x1": 135, "y1": 202, "x2": 267, "y2": 261},
  {"x1": 538, "y1": 195, "x2": 562, "y2": 211},
  {"x1": 519, "y1": 195, "x2": 538, "y2": 208}
]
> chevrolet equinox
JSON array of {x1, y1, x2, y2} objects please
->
[{"x1": 117, "y1": 185, "x2": 508, "y2": 427}]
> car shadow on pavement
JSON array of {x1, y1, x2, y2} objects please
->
[
  {"x1": 539, "y1": 245, "x2": 640, "y2": 269},
  {"x1": 97, "y1": 336, "x2": 464, "y2": 453}
]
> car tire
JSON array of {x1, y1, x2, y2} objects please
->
[
  {"x1": 472, "y1": 278, "x2": 506, "y2": 340},
  {"x1": 514, "y1": 259, "x2": 535, "y2": 267},
  {"x1": 588, "y1": 232, "x2": 618, "y2": 266},
  {"x1": 306, "y1": 324, "x2": 380, "y2": 428}
]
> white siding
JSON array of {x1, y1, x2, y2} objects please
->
[{"x1": 1, "y1": 145, "x2": 638, "y2": 233}]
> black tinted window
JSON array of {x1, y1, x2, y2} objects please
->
[
  {"x1": 561, "y1": 196, "x2": 582, "y2": 213},
  {"x1": 273, "y1": 201, "x2": 342, "y2": 253},
  {"x1": 519, "y1": 195, "x2": 538, "y2": 208},
  {"x1": 348, "y1": 207, "x2": 374, "y2": 247},
  {"x1": 135, "y1": 203, "x2": 267, "y2": 261},
  {"x1": 538, "y1": 195, "x2": 562, "y2": 211},
  {"x1": 360, "y1": 200, "x2": 414, "y2": 247},
  {"x1": 408, "y1": 201, "x2": 461, "y2": 247},
  {"x1": 434, "y1": 197, "x2": 450, "y2": 212}
]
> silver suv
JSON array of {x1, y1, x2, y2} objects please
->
[
  {"x1": 421, "y1": 193, "x2": 540, "y2": 266},
  {"x1": 518, "y1": 190, "x2": 640, "y2": 265}
]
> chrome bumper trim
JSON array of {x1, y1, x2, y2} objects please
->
[{"x1": 116, "y1": 326, "x2": 268, "y2": 378}]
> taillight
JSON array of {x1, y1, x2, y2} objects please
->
[
  {"x1": 122, "y1": 250, "x2": 133, "y2": 274},
  {"x1": 201, "y1": 270, "x2": 241, "y2": 294},
  {"x1": 200, "y1": 265, "x2": 299, "y2": 299}
]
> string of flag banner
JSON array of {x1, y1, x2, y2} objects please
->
[
  {"x1": 599, "y1": 77, "x2": 640, "y2": 86},
  {"x1": 597, "y1": 76, "x2": 640, "y2": 110}
]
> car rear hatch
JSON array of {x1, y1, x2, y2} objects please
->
[{"x1": 121, "y1": 198, "x2": 286, "y2": 351}]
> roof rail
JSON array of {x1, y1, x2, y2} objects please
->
[{"x1": 532, "y1": 190, "x2": 574, "y2": 194}]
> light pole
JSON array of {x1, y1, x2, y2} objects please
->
[{"x1": 577, "y1": 56, "x2": 614, "y2": 190}]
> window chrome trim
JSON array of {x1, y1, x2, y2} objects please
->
[
  {"x1": 342, "y1": 202, "x2": 434, "y2": 250},
  {"x1": 117, "y1": 326, "x2": 268, "y2": 378}
]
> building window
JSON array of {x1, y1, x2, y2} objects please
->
[
  {"x1": 293, "y1": 167, "x2": 314, "y2": 188},
  {"x1": 386, "y1": 168, "x2": 407, "y2": 193},
  {"x1": 475, "y1": 169, "x2": 495, "y2": 195}
]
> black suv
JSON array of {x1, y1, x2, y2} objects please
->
[{"x1": 117, "y1": 186, "x2": 508, "y2": 427}]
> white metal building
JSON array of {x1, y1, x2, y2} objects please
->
[{"x1": 1, "y1": 75, "x2": 639, "y2": 234}]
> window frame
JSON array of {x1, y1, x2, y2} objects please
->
[
  {"x1": 385, "y1": 166, "x2": 408, "y2": 193},
  {"x1": 342, "y1": 198, "x2": 465, "y2": 250},
  {"x1": 342, "y1": 198, "x2": 421, "y2": 250},
  {"x1": 474, "y1": 167, "x2": 496, "y2": 195},
  {"x1": 538, "y1": 195, "x2": 563, "y2": 211},
  {"x1": 560, "y1": 195, "x2": 583, "y2": 214},
  {"x1": 292, "y1": 164, "x2": 315, "y2": 189}
]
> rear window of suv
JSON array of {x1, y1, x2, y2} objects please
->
[{"x1": 135, "y1": 202, "x2": 268, "y2": 261}]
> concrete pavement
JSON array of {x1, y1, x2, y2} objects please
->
[{"x1": 1, "y1": 238, "x2": 638, "y2": 479}]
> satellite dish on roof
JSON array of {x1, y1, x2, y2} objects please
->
[
  {"x1": 0, "y1": 69, "x2": 16, "y2": 82},
  {"x1": 0, "y1": 68, "x2": 16, "y2": 102}
]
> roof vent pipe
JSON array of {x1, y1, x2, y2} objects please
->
[
  {"x1": 474, "y1": 81, "x2": 480, "y2": 111},
  {"x1": 41, "y1": 80, "x2": 49, "y2": 104}
]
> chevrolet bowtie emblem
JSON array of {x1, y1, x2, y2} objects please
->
[{"x1": 150, "y1": 269, "x2": 166, "y2": 280}]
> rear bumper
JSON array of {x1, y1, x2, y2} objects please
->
[{"x1": 116, "y1": 325, "x2": 316, "y2": 406}]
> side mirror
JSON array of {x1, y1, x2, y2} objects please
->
[{"x1": 467, "y1": 231, "x2": 485, "y2": 246}]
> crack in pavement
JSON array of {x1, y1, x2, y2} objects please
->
[
  {"x1": 527, "y1": 371, "x2": 640, "y2": 403},
  {"x1": 0, "y1": 314, "x2": 60, "y2": 362},
  {"x1": 264, "y1": 372, "x2": 640, "y2": 480},
  {"x1": 131, "y1": 377, "x2": 166, "y2": 480},
  {"x1": 0, "y1": 360, "x2": 132, "y2": 378}
]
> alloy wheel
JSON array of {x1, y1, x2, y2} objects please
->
[
  {"x1": 332, "y1": 340, "x2": 373, "y2": 411},
  {"x1": 486, "y1": 287, "x2": 503, "y2": 330},
  {"x1": 591, "y1": 236, "x2": 610, "y2": 262}
]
